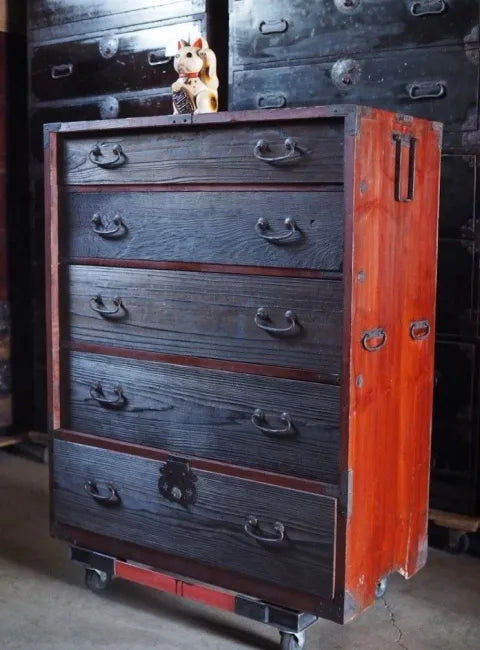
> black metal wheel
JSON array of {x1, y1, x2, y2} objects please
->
[
  {"x1": 280, "y1": 631, "x2": 306, "y2": 650},
  {"x1": 447, "y1": 532, "x2": 470, "y2": 555},
  {"x1": 85, "y1": 568, "x2": 112, "y2": 593},
  {"x1": 375, "y1": 577, "x2": 388, "y2": 599}
]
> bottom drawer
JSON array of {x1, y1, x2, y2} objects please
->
[{"x1": 53, "y1": 440, "x2": 337, "y2": 599}]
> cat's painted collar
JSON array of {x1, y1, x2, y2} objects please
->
[{"x1": 179, "y1": 72, "x2": 199, "y2": 79}]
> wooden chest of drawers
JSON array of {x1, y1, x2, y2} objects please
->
[{"x1": 46, "y1": 106, "x2": 441, "y2": 623}]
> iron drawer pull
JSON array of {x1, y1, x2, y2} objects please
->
[
  {"x1": 244, "y1": 516, "x2": 285, "y2": 544},
  {"x1": 85, "y1": 480, "x2": 121, "y2": 504},
  {"x1": 361, "y1": 327, "x2": 387, "y2": 352},
  {"x1": 258, "y1": 18, "x2": 289, "y2": 34},
  {"x1": 410, "y1": 319, "x2": 431, "y2": 340},
  {"x1": 255, "y1": 307, "x2": 299, "y2": 334},
  {"x1": 255, "y1": 217, "x2": 297, "y2": 242},
  {"x1": 254, "y1": 138, "x2": 304, "y2": 164},
  {"x1": 409, "y1": 0, "x2": 447, "y2": 16},
  {"x1": 251, "y1": 409, "x2": 294, "y2": 437},
  {"x1": 89, "y1": 143, "x2": 126, "y2": 168},
  {"x1": 89, "y1": 294, "x2": 127, "y2": 318},
  {"x1": 89, "y1": 382, "x2": 126, "y2": 407},
  {"x1": 147, "y1": 51, "x2": 172, "y2": 67},
  {"x1": 51, "y1": 63, "x2": 73, "y2": 79},
  {"x1": 91, "y1": 214, "x2": 126, "y2": 238},
  {"x1": 257, "y1": 94, "x2": 287, "y2": 109},
  {"x1": 407, "y1": 81, "x2": 446, "y2": 100}
]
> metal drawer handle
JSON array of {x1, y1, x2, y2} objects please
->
[
  {"x1": 51, "y1": 63, "x2": 73, "y2": 79},
  {"x1": 89, "y1": 143, "x2": 126, "y2": 169},
  {"x1": 255, "y1": 307, "x2": 299, "y2": 334},
  {"x1": 254, "y1": 138, "x2": 304, "y2": 164},
  {"x1": 362, "y1": 327, "x2": 387, "y2": 351},
  {"x1": 407, "y1": 81, "x2": 446, "y2": 100},
  {"x1": 251, "y1": 409, "x2": 294, "y2": 437},
  {"x1": 409, "y1": 0, "x2": 447, "y2": 16},
  {"x1": 85, "y1": 480, "x2": 121, "y2": 505},
  {"x1": 89, "y1": 382, "x2": 126, "y2": 407},
  {"x1": 244, "y1": 516, "x2": 285, "y2": 544},
  {"x1": 258, "y1": 18, "x2": 289, "y2": 34},
  {"x1": 89, "y1": 294, "x2": 127, "y2": 318},
  {"x1": 255, "y1": 217, "x2": 297, "y2": 242},
  {"x1": 410, "y1": 319, "x2": 431, "y2": 340},
  {"x1": 147, "y1": 50, "x2": 172, "y2": 66},
  {"x1": 91, "y1": 213, "x2": 127, "y2": 238},
  {"x1": 257, "y1": 94, "x2": 287, "y2": 109}
]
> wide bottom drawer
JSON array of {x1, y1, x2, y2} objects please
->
[{"x1": 53, "y1": 440, "x2": 337, "y2": 599}]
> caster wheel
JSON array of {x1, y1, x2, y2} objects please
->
[
  {"x1": 447, "y1": 532, "x2": 470, "y2": 555},
  {"x1": 85, "y1": 568, "x2": 112, "y2": 593},
  {"x1": 280, "y1": 631, "x2": 306, "y2": 650},
  {"x1": 375, "y1": 577, "x2": 388, "y2": 599}
]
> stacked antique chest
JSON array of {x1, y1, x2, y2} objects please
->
[
  {"x1": 46, "y1": 105, "x2": 441, "y2": 623},
  {"x1": 228, "y1": 0, "x2": 480, "y2": 517}
]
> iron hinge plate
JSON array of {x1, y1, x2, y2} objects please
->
[{"x1": 339, "y1": 469, "x2": 353, "y2": 519}]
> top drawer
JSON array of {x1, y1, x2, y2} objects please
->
[
  {"x1": 61, "y1": 120, "x2": 345, "y2": 185},
  {"x1": 230, "y1": 0, "x2": 479, "y2": 67}
]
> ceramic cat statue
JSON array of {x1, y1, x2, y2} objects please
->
[{"x1": 172, "y1": 37, "x2": 219, "y2": 114}]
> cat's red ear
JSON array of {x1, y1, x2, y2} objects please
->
[
  {"x1": 177, "y1": 39, "x2": 189, "y2": 49},
  {"x1": 192, "y1": 37, "x2": 205, "y2": 49}
]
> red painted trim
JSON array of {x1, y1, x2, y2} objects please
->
[
  {"x1": 66, "y1": 258, "x2": 340, "y2": 280},
  {"x1": 115, "y1": 561, "x2": 177, "y2": 596},
  {"x1": 55, "y1": 429, "x2": 339, "y2": 497},
  {"x1": 64, "y1": 342, "x2": 336, "y2": 385}
]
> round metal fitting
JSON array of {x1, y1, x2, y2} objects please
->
[
  {"x1": 331, "y1": 58, "x2": 362, "y2": 91},
  {"x1": 334, "y1": 0, "x2": 361, "y2": 13},
  {"x1": 99, "y1": 96, "x2": 120, "y2": 120},
  {"x1": 99, "y1": 34, "x2": 119, "y2": 59}
]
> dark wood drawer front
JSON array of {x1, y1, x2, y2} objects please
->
[
  {"x1": 62, "y1": 190, "x2": 344, "y2": 271},
  {"x1": 66, "y1": 266, "x2": 343, "y2": 379},
  {"x1": 31, "y1": 92, "x2": 172, "y2": 162},
  {"x1": 230, "y1": 47, "x2": 478, "y2": 132},
  {"x1": 65, "y1": 351, "x2": 341, "y2": 482},
  {"x1": 31, "y1": 1, "x2": 206, "y2": 41},
  {"x1": 32, "y1": 19, "x2": 205, "y2": 102},
  {"x1": 230, "y1": 0, "x2": 478, "y2": 67},
  {"x1": 62, "y1": 120, "x2": 345, "y2": 185},
  {"x1": 53, "y1": 440, "x2": 337, "y2": 598}
]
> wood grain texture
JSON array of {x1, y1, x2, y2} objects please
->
[
  {"x1": 65, "y1": 266, "x2": 343, "y2": 378},
  {"x1": 64, "y1": 351, "x2": 341, "y2": 482},
  {"x1": 53, "y1": 439, "x2": 337, "y2": 599},
  {"x1": 62, "y1": 120, "x2": 345, "y2": 185},
  {"x1": 341, "y1": 108, "x2": 442, "y2": 617},
  {"x1": 61, "y1": 190, "x2": 344, "y2": 271}
]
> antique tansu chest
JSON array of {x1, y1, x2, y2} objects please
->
[{"x1": 45, "y1": 105, "x2": 441, "y2": 645}]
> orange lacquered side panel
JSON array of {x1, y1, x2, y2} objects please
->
[{"x1": 343, "y1": 108, "x2": 442, "y2": 616}]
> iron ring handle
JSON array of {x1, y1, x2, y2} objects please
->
[
  {"x1": 85, "y1": 480, "x2": 121, "y2": 504},
  {"x1": 409, "y1": 0, "x2": 447, "y2": 16},
  {"x1": 255, "y1": 307, "x2": 298, "y2": 334},
  {"x1": 89, "y1": 143, "x2": 126, "y2": 168},
  {"x1": 51, "y1": 63, "x2": 74, "y2": 79},
  {"x1": 147, "y1": 51, "x2": 172, "y2": 66},
  {"x1": 258, "y1": 18, "x2": 289, "y2": 34},
  {"x1": 254, "y1": 138, "x2": 303, "y2": 164},
  {"x1": 255, "y1": 217, "x2": 297, "y2": 242},
  {"x1": 251, "y1": 409, "x2": 294, "y2": 437},
  {"x1": 89, "y1": 294, "x2": 126, "y2": 317},
  {"x1": 410, "y1": 319, "x2": 431, "y2": 341},
  {"x1": 257, "y1": 94, "x2": 287, "y2": 109},
  {"x1": 89, "y1": 382, "x2": 126, "y2": 407},
  {"x1": 91, "y1": 214, "x2": 126, "y2": 238},
  {"x1": 407, "y1": 82, "x2": 446, "y2": 100},
  {"x1": 244, "y1": 516, "x2": 285, "y2": 544},
  {"x1": 362, "y1": 327, "x2": 387, "y2": 352}
]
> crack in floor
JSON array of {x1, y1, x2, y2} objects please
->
[{"x1": 382, "y1": 596, "x2": 408, "y2": 650}]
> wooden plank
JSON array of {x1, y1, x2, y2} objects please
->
[
  {"x1": 53, "y1": 439, "x2": 337, "y2": 599},
  {"x1": 0, "y1": 435, "x2": 24, "y2": 448},
  {"x1": 429, "y1": 509, "x2": 480, "y2": 533}
]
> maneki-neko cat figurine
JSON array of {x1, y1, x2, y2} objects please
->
[{"x1": 172, "y1": 37, "x2": 219, "y2": 114}]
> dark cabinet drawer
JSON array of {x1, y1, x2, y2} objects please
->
[
  {"x1": 230, "y1": 46, "x2": 479, "y2": 132},
  {"x1": 62, "y1": 120, "x2": 345, "y2": 185},
  {"x1": 53, "y1": 439, "x2": 337, "y2": 598},
  {"x1": 61, "y1": 189, "x2": 344, "y2": 271},
  {"x1": 65, "y1": 351, "x2": 341, "y2": 483},
  {"x1": 65, "y1": 266, "x2": 343, "y2": 380},
  {"x1": 31, "y1": 0, "x2": 206, "y2": 41},
  {"x1": 230, "y1": 0, "x2": 479, "y2": 67},
  {"x1": 31, "y1": 18, "x2": 205, "y2": 102},
  {"x1": 32, "y1": 92, "x2": 172, "y2": 161},
  {"x1": 439, "y1": 154, "x2": 476, "y2": 239}
]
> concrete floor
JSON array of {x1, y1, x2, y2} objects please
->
[{"x1": 0, "y1": 452, "x2": 479, "y2": 650}]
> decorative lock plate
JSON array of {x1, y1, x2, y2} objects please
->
[
  {"x1": 331, "y1": 58, "x2": 362, "y2": 91},
  {"x1": 99, "y1": 35, "x2": 119, "y2": 59},
  {"x1": 159, "y1": 457, "x2": 197, "y2": 507}
]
